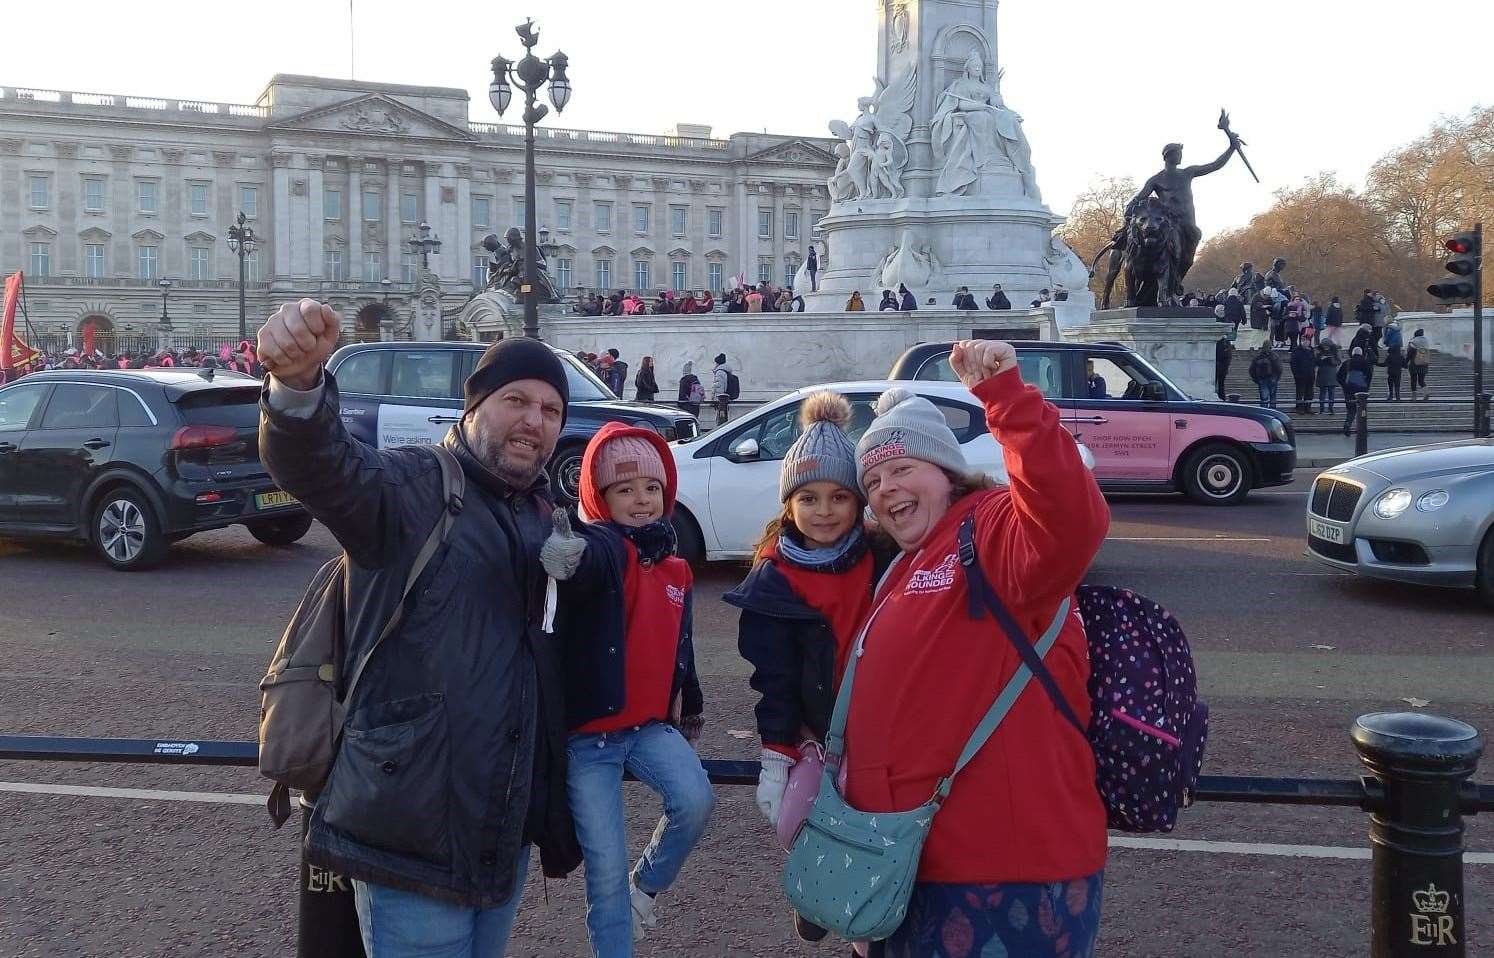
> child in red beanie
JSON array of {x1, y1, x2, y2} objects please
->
[{"x1": 541, "y1": 422, "x2": 713, "y2": 958}]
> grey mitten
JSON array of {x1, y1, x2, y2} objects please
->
[{"x1": 540, "y1": 508, "x2": 587, "y2": 580}]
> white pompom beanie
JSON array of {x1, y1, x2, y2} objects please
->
[{"x1": 855, "y1": 387, "x2": 968, "y2": 492}]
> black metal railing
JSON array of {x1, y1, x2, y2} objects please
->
[{"x1": 1, "y1": 711, "x2": 1489, "y2": 957}]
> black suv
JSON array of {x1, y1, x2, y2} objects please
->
[
  {"x1": 0, "y1": 369, "x2": 311, "y2": 570},
  {"x1": 326, "y1": 341, "x2": 698, "y2": 503}
]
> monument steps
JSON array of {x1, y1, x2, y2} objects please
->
[{"x1": 1221, "y1": 351, "x2": 1493, "y2": 433}]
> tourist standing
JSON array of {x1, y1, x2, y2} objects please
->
[
  {"x1": 258, "y1": 307, "x2": 582, "y2": 957},
  {"x1": 878, "y1": 290, "x2": 898, "y2": 311},
  {"x1": 1339, "y1": 347, "x2": 1372, "y2": 435},
  {"x1": 746, "y1": 288, "x2": 764, "y2": 313},
  {"x1": 1222, "y1": 289, "x2": 1246, "y2": 332},
  {"x1": 634, "y1": 356, "x2": 659, "y2": 402},
  {"x1": 1289, "y1": 341, "x2": 1316, "y2": 414},
  {"x1": 1315, "y1": 345, "x2": 1341, "y2": 415},
  {"x1": 898, "y1": 284, "x2": 917, "y2": 311},
  {"x1": 986, "y1": 284, "x2": 1012, "y2": 310},
  {"x1": 1215, "y1": 335, "x2": 1234, "y2": 401},
  {"x1": 845, "y1": 291, "x2": 866, "y2": 311},
  {"x1": 847, "y1": 340, "x2": 1109, "y2": 957},
  {"x1": 712, "y1": 353, "x2": 733, "y2": 427},
  {"x1": 806, "y1": 245, "x2": 819, "y2": 293},
  {"x1": 728, "y1": 391, "x2": 895, "y2": 945},
  {"x1": 1408, "y1": 328, "x2": 1432, "y2": 400},
  {"x1": 678, "y1": 361, "x2": 702, "y2": 417},
  {"x1": 1249, "y1": 343, "x2": 1281, "y2": 408}
]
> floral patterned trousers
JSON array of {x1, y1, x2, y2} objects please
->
[{"x1": 876, "y1": 871, "x2": 1103, "y2": 958}]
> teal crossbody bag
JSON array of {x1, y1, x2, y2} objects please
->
[{"x1": 781, "y1": 593, "x2": 1072, "y2": 941}]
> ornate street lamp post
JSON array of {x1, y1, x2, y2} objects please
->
[
  {"x1": 226, "y1": 211, "x2": 257, "y2": 343},
  {"x1": 157, "y1": 278, "x2": 173, "y2": 353},
  {"x1": 408, "y1": 221, "x2": 442, "y2": 270},
  {"x1": 489, "y1": 19, "x2": 571, "y2": 339}
]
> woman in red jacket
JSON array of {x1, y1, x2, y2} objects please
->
[{"x1": 850, "y1": 340, "x2": 1109, "y2": 957}]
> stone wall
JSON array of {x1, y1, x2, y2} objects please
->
[
  {"x1": 1061, "y1": 311, "x2": 1225, "y2": 400},
  {"x1": 1393, "y1": 309, "x2": 1494, "y2": 367},
  {"x1": 543, "y1": 308, "x2": 1055, "y2": 400}
]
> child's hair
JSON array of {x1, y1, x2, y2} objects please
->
[{"x1": 753, "y1": 502, "x2": 798, "y2": 562}]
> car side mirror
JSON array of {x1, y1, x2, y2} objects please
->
[
  {"x1": 731, "y1": 437, "x2": 760, "y2": 460},
  {"x1": 1142, "y1": 382, "x2": 1168, "y2": 402}
]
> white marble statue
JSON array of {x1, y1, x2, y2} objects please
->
[
  {"x1": 828, "y1": 142, "x2": 857, "y2": 202},
  {"x1": 930, "y1": 54, "x2": 1039, "y2": 200},
  {"x1": 1045, "y1": 234, "x2": 1090, "y2": 294},
  {"x1": 829, "y1": 68, "x2": 916, "y2": 202},
  {"x1": 874, "y1": 229, "x2": 941, "y2": 291}
]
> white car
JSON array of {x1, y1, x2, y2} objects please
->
[{"x1": 669, "y1": 380, "x2": 1094, "y2": 563}]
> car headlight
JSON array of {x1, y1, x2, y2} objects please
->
[
  {"x1": 1373, "y1": 488, "x2": 1412, "y2": 519},
  {"x1": 1416, "y1": 490, "x2": 1450, "y2": 513},
  {"x1": 1267, "y1": 419, "x2": 1289, "y2": 443}
]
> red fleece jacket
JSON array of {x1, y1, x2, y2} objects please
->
[{"x1": 843, "y1": 369, "x2": 1110, "y2": 884}]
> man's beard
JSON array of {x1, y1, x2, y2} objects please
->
[{"x1": 467, "y1": 424, "x2": 548, "y2": 490}]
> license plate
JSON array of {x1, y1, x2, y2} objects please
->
[
  {"x1": 255, "y1": 490, "x2": 299, "y2": 510},
  {"x1": 1308, "y1": 518, "x2": 1344, "y2": 544}
]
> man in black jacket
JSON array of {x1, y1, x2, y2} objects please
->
[
  {"x1": 986, "y1": 284, "x2": 1012, "y2": 310},
  {"x1": 1214, "y1": 336, "x2": 1234, "y2": 401},
  {"x1": 257, "y1": 299, "x2": 581, "y2": 956}
]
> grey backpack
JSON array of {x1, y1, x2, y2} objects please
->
[{"x1": 257, "y1": 445, "x2": 465, "y2": 826}]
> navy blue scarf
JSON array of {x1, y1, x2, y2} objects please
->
[{"x1": 606, "y1": 518, "x2": 677, "y2": 566}]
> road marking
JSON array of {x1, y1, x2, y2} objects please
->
[
  {"x1": 1105, "y1": 535, "x2": 1266, "y2": 541},
  {"x1": 1112, "y1": 835, "x2": 1494, "y2": 864},
  {"x1": 2, "y1": 781, "x2": 1490, "y2": 865},
  {"x1": 0, "y1": 781, "x2": 261, "y2": 806}
]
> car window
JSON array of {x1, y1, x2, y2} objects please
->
[
  {"x1": 930, "y1": 399, "x2": 976, "y2": 441},
  {"x1": 915, "y1": 350, "x2": 1065, "y2": 398},
  {"x1": 755, "y1": 403, "x2": 802, "y2": 459},
  {"x1": 40, "y1": 384, "x2": 118, "y2": 429},
  {"x1": 336, "y1": 350, "x2": 388, "y2": 395},
  {"x1": 0, "y1": 383, "x2": 48, "y2": 432},
  {"x1": 1083, "y1": 354, "x2": 1166, "y2": 401},
  {"x1": 118, "y1": 390, "x2": 154, "y2": 427},
  {"x1": 390, "y1": 351, "x2": 457, "y2": 400}
]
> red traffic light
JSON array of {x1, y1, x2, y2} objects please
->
[{"x1": 1443, "y1": 232, "x2": 1477, "y2": 255}]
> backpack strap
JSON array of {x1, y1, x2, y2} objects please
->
[
  {"x1": 957, "y1": 516, "x2": 1087, "y2": 741},
  {"x1": 339, "y1": 444, "x2": 466, "y2": 709}
]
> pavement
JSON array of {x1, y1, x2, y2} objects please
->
[{"x1": 0, "y1": 472, "x2": 1490, "y2": 957}]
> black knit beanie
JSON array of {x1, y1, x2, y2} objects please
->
[{"x1": 463, "y1": 337, "x2": 570, "y2": 421}]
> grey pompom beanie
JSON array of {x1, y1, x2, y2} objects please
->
[
  {"x1": 856, "y1": 387, "x2": 967, "y2": 491},
  {"x1": 780, "y1": 391, "x2": 860, "y2": 502}
]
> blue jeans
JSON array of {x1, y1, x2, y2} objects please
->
[
  {"x1": 1257, "y1": 380, "x2": 1278, "y2": 408},
  {"x1": 1318, "y1": 386, "x2": 1336, "y2": 413},
  {"x1": 352, "y1": 848, "x2": 528, "y2": 958},
  {"x1": 567, "y1": 722, "x2": 715, "y2": 958}
]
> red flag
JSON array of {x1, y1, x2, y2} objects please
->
[{"x1": 1, "y1": 273, "x2": 38, "y2": 372}]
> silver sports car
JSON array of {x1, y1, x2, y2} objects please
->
[{"x1": 1305, "y1": 438, "x2": 1494, "y2": 605}]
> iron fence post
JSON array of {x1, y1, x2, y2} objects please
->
[
  {"x1": 1352, "y1": 712, "x2": 1483, "y2": 957},
  {"x1": 298, "y1": 796, "x2": 366, "y2": 958},
  {"x1": 1356, "y1": 392, "x2": 1370, "y2": 457}
]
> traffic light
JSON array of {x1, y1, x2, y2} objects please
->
[{"x1": 1427, "y1": 230, "x2": 1481, "y2": 303}]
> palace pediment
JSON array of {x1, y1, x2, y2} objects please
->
[{"x1": 267, "y1": 93, "x2": 474, "y2": 141}]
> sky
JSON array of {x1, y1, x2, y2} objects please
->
[{"x1": 8, "y1": 0, "x2": 1491, "y2": 237}]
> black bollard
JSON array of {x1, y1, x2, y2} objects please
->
[
  {"x1": 1352, "y1": 712, "x2": 1483, "y2": 957},
  {"x1": 1476, "y1": 392, "x2": 1491, "y2": 440},
  {"x1": 1355, "y1": 392, "x2": 1370, "y2": 457},
  {"x1": 298, "y1": 796, "x2": 367, "y2": 958}
]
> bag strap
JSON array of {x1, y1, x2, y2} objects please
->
[
  {"x1": 957, "y1": 516, "x2": 1087, "y2": 740},
  {"x1": 339, "y1": 444, "x2": 466, "y2": 705}
]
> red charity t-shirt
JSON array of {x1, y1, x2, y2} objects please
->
[{"x1": 575, "y1": 541, "x2": 692, "y2": 735}]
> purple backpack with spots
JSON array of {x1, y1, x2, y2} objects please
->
[
  {"x1": 957, "y1": 519, "x2": 1208, "y2": 834},
  {"x1": 1075, "y1": 584, "x2": 1208, "y2": 833}
]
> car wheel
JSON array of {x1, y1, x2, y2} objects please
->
[
  {"x1": 1181, "y1": 443, "x2": 1251, "y2": 506},
  {"x1": 91, "y1": 488, "x2": 169, "y2": 571},
  {"x1": 549, "y1": 444, "x2": 585, "y2": 506},
  {"x1": 1476, "y1": 528, "x2": 1494, "y2": 609},
  {"x1": 672, "y1": 509, "x2": 706, "y2": 566},
  {"x1": 247, "y1": 513, "x2": 314, "y2": 547}
]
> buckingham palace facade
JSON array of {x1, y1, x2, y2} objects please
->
[{"x1": 0, "y1": 74, "x2": 838, "y2": 346}]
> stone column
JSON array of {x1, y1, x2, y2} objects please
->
[
  {"x1": 455, "y1": 165, "x2": 473, "y2": 291},
  {"x1": 424, "y1": 164, "x2": 445, "y2": 280},
  {"x1": 347, "y1": 158, "x2": 363, "y2": 279},
  {"x1": 55, "y1": 142, "x2": 78, "y2": 274},
  {"x1": 308, "y1": 161, "x2": 325, "y2": 280},
  {"x1": 734, "y1": 176, "x2": 751, "y2": 285},
  {"x1": 272, "y1": 153, "x2": 292, "y2": 280},
  {"x1": 108, "y1": 144, "x2": 132, "y2": 279},
  {"x1": 386, "y1": 163, "x2": 402, "y2": 282},
  {"x1": 773, "y1": 184, "x2": 787, "y2": 287}
]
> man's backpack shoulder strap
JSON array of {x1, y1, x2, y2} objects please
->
[{"x1": 339, "y1": 444, "x2": 466, "y2": 706}]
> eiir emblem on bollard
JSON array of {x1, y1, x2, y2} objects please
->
[{"x1": 1409, "y1": 884, "x2": 1456, "y2": 947}]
